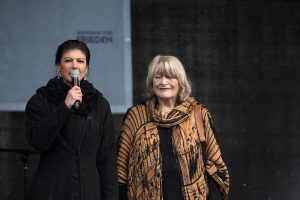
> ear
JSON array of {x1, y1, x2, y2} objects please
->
[{"x1": 56, "y1": 65, "x2": 61, "y2": 71}]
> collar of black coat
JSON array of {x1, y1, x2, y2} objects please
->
[{"x1": 36, "y1": 77, "x2": 102, "y2": 116}]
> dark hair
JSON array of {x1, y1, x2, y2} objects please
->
[{"x1": 55, "y1": 40, "x2": 90, "y2": 65}]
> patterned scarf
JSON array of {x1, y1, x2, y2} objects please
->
[{"x1": 147, "y1": 96, "x2": 198, "y2": 127}]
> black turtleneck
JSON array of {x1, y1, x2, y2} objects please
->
[{"x1": 158, "y1": 127, "x2": 182, "y2": 200}]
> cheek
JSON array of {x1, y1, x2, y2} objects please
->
[
  {"x1": 152, "y1": 79, "x2": 157, "y2": 86},
  {"x1": 173, "y1": 81, "x2": 179, "y2": 89},
  {"x1": 175, "y1": 86, "x2": 180, "y2": 96},
  {"x1": 152, "y1": 81, "x2": 158, "y2": 91},
  {"x1": 78, "y1": 67, "x2": 87, "y2": 77},
  {"x1": 58, "y1": 63, "x2": 69, "y2": 72}
]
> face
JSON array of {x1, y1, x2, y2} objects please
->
[
  {"x1": 56, "y1": 49, "x2": 88, "y2": 85},
  {"x1": 152, "y1": 73, "x2": 180, "y2": 102}
]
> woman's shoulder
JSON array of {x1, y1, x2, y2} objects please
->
[
  {"x1": 192, "y1": 98, "x2": 212, "y2": 119},
  {"x1": 122, "y1": 102, "x2": 147, "y2": 119},
  {"x1": 25, "y1": 91, "x2": 50, "y2": 116},
  {"x1": 26, "y1": 88, "x2": 47, "y2": 105},
  {"x1": 198, "y1": 103, "x2": 209, "y2": 113},
  {"x1": 125, "y1": 102, "x2": 147, "y2": 115},
  {"x1": 95, "y1": 91, "x2": 108, "y2": 105},
  {"x1": 94, "y1": 92, "x2": 116, "y2": 115},
  {"x1": 119, "y1": 102, "x2": 148, "y2": 125}
]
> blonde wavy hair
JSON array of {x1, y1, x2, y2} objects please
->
[{"x1": 144, "y1": 55, "x2": 192, "y2": 102}]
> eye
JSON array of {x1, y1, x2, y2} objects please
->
[
  {"x1": 64, "y1": 58, "x2": 72, "y2": 63},
  {"x1": 77, "y1": 59, "x2": 86, "y2": 63}
]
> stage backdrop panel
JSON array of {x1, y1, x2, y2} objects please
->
[{"x1": 0, "y1": 0, "x2": 132, "y2": 113}]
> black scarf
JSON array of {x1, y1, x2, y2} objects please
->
[{"x1": 37, "y1": 77, "x2": 101, "y2": 116}]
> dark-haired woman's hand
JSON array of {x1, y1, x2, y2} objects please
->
[{"x1": 64, "y1": 86, "x2": 83, "y2": 109}]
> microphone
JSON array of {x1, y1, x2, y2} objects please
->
[{"x1": 71, "y1": 69, "x2": 80, "y2": 109}]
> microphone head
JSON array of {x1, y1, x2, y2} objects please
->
[{"x1": 71, "y1": 69, "x2": 80, "y2": 78}]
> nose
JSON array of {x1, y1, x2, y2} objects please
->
[
  {"x1": 72, "y1": 60, "x2": 78, "y2": 69},
  {"x1": 160, "y1": 76, "x2": 168, "y2": 84}
]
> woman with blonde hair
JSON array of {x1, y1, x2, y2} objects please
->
[{"x1": 117, "y1": 55, "x2": 230, "y2": 200}]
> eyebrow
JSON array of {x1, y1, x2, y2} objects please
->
[{"x1": 63, "y1": 57, "x2": 86, "y2": 60}]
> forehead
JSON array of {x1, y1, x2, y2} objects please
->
[
  {"x1": 153, "y1": 62, "x2": 176, "y2": 76},
  {"x1": 62, "y1": 49, "x2": 86, "y2": 58}
]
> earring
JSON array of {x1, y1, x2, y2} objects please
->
[
  {"x1": 84, "y1": 70, "x2": 88, "y2": 80},
  {"x1": 57, "y1": 71, "x2": 62, "y2": 79}
]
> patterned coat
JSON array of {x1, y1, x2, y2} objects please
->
[{"x1": 117, "y1": 97, "x2": 230, "y2": 200}]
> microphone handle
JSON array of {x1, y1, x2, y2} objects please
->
[
  {"x1": 72, "y1": 77, "x2": 80, "y2": 109},
  {"x1": 73, "y1": 77, "x2": 79, "y2": 87},
  {"x1": 74, "y1": 101, "x2": 80, "y2": 109}
]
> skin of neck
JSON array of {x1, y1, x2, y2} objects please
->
[{"x1": 157, "y1": 97, "x2": 177, "y2": 114}]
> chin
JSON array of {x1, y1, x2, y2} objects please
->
[
  {"x1": 62, "y1": 78, "x2": 72, "y2": 86},
  {"x1": 157, "y1": 96, "x2": 173, "y2": 100}
]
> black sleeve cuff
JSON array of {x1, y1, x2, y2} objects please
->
[{"x1": 119, "y1": 184, "x2": 128, "y2": 200}]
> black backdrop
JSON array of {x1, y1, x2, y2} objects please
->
[
  {"x1": 0, "y1": 0, "x2": 299, "y2": 199},
  {"x1": 130, "y1": 0, "x2": 300, "y2": 199}
]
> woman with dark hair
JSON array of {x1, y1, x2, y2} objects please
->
[
  {"x1": 25, "y1": 40, "x2": 118, "y2": 200},
  {"x1": 117, "y1": 55, "x2": 230, "y2": 200}
]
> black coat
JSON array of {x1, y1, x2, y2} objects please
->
[{"x1": 25, "y1": 78, "x2": 118, "y2": 200}]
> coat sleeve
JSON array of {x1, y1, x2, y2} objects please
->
[
  {"x1": 116, "y1": 108, "x2": 133, "y2": 185},
  {"x1": 96, "y1": 98, "x2": 119, "y2": 200},
  {"x1": 202, "y1": 107, "x2": 230, "y2": 194},
  {"x1": 116, "y1": 107, "x2": 137, "y2": 200},
  {"x1": 25, "y1": 93, "x2": 72, "y2": 151}
]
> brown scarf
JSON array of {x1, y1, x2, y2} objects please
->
[{"x1": 147, "y1": 96, "x2": 198, "y2": 127}]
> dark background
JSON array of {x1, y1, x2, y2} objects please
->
[{"x1": 0, "y1": 0, "x2": 300, "y2": 199}]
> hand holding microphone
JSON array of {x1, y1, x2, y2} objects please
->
[{"x1": 64, "y1": 69, "x2": 82, "y2": 109}]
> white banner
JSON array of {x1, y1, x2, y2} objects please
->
[{"x1": 0, "y1": 0, "x2": 132, "y2": 113}]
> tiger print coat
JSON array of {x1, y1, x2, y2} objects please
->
[{"x1": 117, "y1": 97, "x2": 230, "y2": 200}]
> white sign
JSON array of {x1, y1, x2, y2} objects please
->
[{"x1": 0, "y1": 0, "x2": 132, "y2": 113}]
